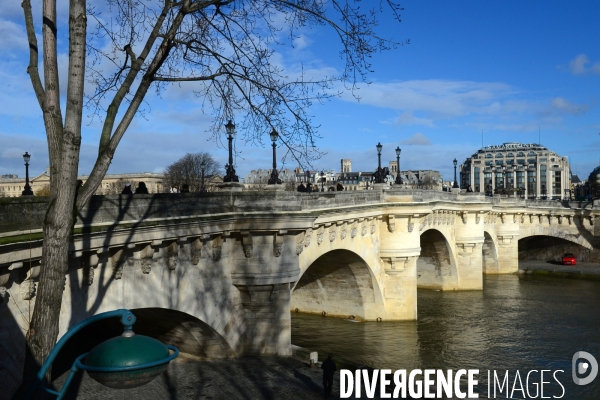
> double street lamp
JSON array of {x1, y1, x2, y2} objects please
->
[
  {"x1": 395, "y1": 147, "x2": 403, "y2": 185},
  {"x1": 267, "y1": 128, "x2": 282, "y2": 184},
  {"x1": 452, "y1": 158, "x2": 460, "y2": 189},
  {"x1": 22, "y1": 152, "x2": 33, "y2": 196},
  {"x1": 223, "y1": 120, "x2": 239, "y2": 183}
]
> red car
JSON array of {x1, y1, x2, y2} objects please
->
[{"x1": 562, "y1": 253, "x2": 576, "y2": 265}]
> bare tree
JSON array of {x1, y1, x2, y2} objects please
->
[
  {"x1": 164, "y1": 153, "x2": 220, "y2": 192},
  {"x1": 18, "y1": 0, "x2": 407, "y2": 394}
]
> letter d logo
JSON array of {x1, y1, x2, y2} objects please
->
[{"x1": 572, "y1": 351, "x2": 598, "y2": 385}]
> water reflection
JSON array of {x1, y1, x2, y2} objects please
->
[{"x1": 291, "y1": 275, "x2": 600, "y2": 399}]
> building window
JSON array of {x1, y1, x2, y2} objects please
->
[
  {"x1": 517, "y1": 152, "x2": 525, "y2": 157},
  {"x1": 486, "y1": 153, "x2": 493, "y2": 158},
  {"x1": 496, "y1": 153, "x2": 504, "y2": 158},
  {"x1": 507, "y1": 153, "x2": 514, "y2": 157}
]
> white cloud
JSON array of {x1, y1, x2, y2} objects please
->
[
  {"x1": 395, "y1": 111, "x2": 435, "y2": 127},
  {"x1": 338, "y1": 79, "x2": 516, "y2": 118},
  {"x1": 0, "y1": 19, "x2": 28, "y2": 51},
  {"x1": 567, "y1": 54, "x2": 600, "y2": 75},
  {"x1": 549, "y1": 97, "x2": 588, "y2": 115},
  {"x1": 401, "y1": 133, "x2": 432, "y2": 146}
]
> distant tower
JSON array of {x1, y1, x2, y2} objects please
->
[
  {"x1": 341, "y1": 159, "x2": 352, "y2": 173},
  {"x1": 389, "y1": 161, "x2": 398, "y2": 175}
]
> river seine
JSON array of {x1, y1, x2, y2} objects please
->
[{"x1": 291, "y1": 274, "x2": 600, "y2": 399}]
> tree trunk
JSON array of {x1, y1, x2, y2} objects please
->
[{"x1": 15, "y1": 199, "x2": 75, "y2": 398}]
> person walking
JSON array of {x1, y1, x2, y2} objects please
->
[
  {"x1": 135, "y1": 181, "x2": 149, "y2": 194},
  {"x1": 321, "y1": 354, "x2": 337, "y2": 398},
  {"x1": 306, "y1": 183, "x2": 313, "y2": 193},
  {"x1": 297, "y1": 182, "x2": 306, "y2": 192},
  {"x1": 121, "y1": 183, "x2": 133, "y2": 195}
]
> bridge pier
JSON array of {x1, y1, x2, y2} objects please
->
[{"x1": 453, "y1": 211, "x2": 484, "y2": 290}]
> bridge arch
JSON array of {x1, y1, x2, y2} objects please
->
[
  {"x1": 518, "y1": 227, "x2": 594, "y2": 250},
  {"x1": 482, "y1": 231, "x2": 499, "y2": 273},
  {"x1": 51, "y1": 308, "x2": 235, "y2": 382},
  {"x1": 519, "y1": 235, "x2": 594, "y2": 262},
  {"x1": 417, "y1": 229, "x2": 458, "y2": 290},
  {"x1": 292, "y1": 249, "x2": 385, "y2": 321}
]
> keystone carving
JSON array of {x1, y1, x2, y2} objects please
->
[
  {"x1": 340, "y1": 226, "x2": 347, "y2": 240},
  {"x1": 82, "y1": 257, "x2": 94, "y2": 285},
  {"x1": 590, "y1": 216, "x2": 594, "y2": 226},
  {"x1": 475, "y1": 212, "x2": 481, "y2": 225},
  {"x1": 212, "y1": 236, "x2": 222, "y2": 262},
  {"x1": 461, "y1": 212, "x2": 468, "y2": 224},
  {"x1": 295, "y1": 232, "x2": 305, "y2": 255},
  {"x1": 387, "y1": 215, "x2": 395, "y2": 233},
  {"x1": 111, "y1": 249, "x2": 125, "y2": 280},
  {"x1": 351, "y1": 227, "x2": 358, "y2": 238},
  {"x1": 317, "y1": 233, "x2": 324, "y2": 245},
  {"x1": 273, "y1": 233, "x2": 283, "y2": 257},
  {"x1": 20, "y1": 280, "x2": 36, "y2": 300},
  {"x1": 241, "y1": 232, "x2": 253, "y2": 258},
  {"x1": 0, "y1": 271, "x2": 10, "y2": 304},
  {"x1": 361, "y1": 223, "x2": 367, "y2": 236},
  {"x1": 167, "y1": 242, "x2": 178, "y2": 270},
  {"x1": 558, "y1": 215, "x2": 563, "y2": 224},
  {"x1": 370, "y1": 223, "x2": 376, "y2": 234},
  {"x1": 408, "y1": 223, "x2": 414, "y2": 232},
  {"x1": 304, "y1": 229, "x2": 312, "y2": 247},
  {"x1": 329, "y1": 228, "x2": 336, "y2": 242},
  {"x1": 520, "y1": 214, "x2": 525, "y2": 224},
  {"x1": 137, "y1": 244, "x2": 154, "y2": 274},
  {"x1": 191, "y1": 238, "x2": 202, "y2": 265}
]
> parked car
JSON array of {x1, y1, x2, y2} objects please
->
[{"x1": 562, "y1": 253, "x2": 576, "y2": 265}]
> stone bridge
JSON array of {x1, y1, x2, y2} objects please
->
[{"x1": 0, "y1": 190, "x2": 598, "y2": 396}]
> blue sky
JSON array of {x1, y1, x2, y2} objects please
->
[{"x1": 1, "y1": 1, "x2": 599, "y2": 182}]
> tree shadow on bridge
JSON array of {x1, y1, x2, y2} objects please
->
[{"x1": 51, "y1": 193, "x2": 229, "y2": 394}]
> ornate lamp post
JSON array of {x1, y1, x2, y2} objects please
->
[
  {"x1": 267, "y1": 128, "x2": 281, "y2": 184},
  {"x1": 200, "y1": 160, "x2": 207, "y2": 193},
  {"x1": 374, "y1": 142, "x2": 384, "y2": 183},
  {"x1": 320, "y1": 171, "x2": 325, "y2": 192},
  {"x1": 394, "y1": 147, "x2": 403, "y2": 185},
  {"x1": 22, "y1": 152, "x2": 33, "y2": 196},
  {"x1": 223, "y1": 120, "x2": 239, "y2": 182},
  {"x1": 453, "y1": 158, "x2": 460, "y2": 189}
]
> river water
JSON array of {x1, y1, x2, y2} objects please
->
[{"x1": 291, "y1": 274, "x2": 600, "y2": 399}]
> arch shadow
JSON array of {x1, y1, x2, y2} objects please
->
[
  {"x1": 519, "y1": 235, "x2": 593, "y2": 263},
  {"x1": 482, "y1": 231, "x2": 499, "y2": 273},
  {"x1": 417, "y1": 229, "x2": 458, "y2": 290},
  {"x1": 51, "y1": 307, "x2": 235, "y2": 388},
  {"x1": 291, "y1": 249, "x2": 384, "y2": 321}
]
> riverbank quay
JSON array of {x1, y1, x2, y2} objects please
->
[
  {"x1": 518, "y1": 260, "x2": 600, "y2": 280},
  {"x1": 52, "y1": 353, "x2": 392, "y2": 400}
]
